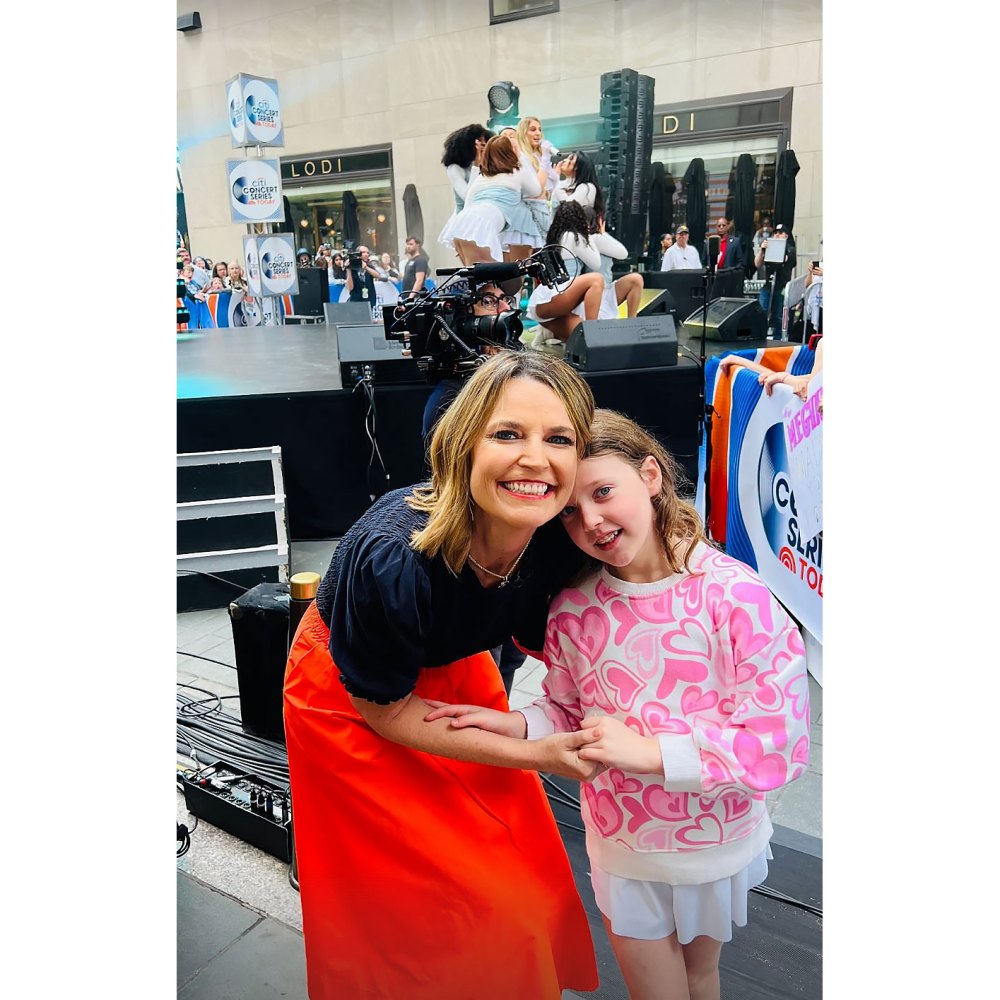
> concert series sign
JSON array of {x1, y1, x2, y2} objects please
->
[
  {"x1": 257, "y1": 234, "x2": 298, "y2": 297},
  {"x1": 242, "y1": 236, "x2": 262, "y2": 296},
  {"x1": 227, "y1": 159, "x2": 284, "y2": 224},
  {"x1": 227, "y1": 73, "x2": 284, "y2": 147}
]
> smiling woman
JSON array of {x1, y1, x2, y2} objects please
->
[{"x1": 283, "y1": 351, "x2": 601, "y2": 999}]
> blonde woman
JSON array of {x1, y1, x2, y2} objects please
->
[
  {"x1": 515, "y1": 116, "x2": 559, "y2": 246},
  {"x1": 284, "y1": 351, "x2": 600, "y2": 999}
]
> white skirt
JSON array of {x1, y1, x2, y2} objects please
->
[
  {"x1": 598, "y1": 282, "x2": 620, "y2": 319},
  {"x1": 591, "y1": 845, "x2": 772, "y2": 944},
  {"x1": 525, "y1": 277, "x2": 584, "y2": 325},
  {"x1": 438, "y1": 202, "x2": 505, "y2": 261}
]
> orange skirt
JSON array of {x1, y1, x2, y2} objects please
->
[{"x1": 283, "y1": 602, "x2": 598, "y2": 999}]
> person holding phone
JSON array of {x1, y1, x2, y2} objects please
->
[{"x1": 754, "y1": 223, "x2": 797, "y2": 338}]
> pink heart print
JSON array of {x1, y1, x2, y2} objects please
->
[
  {"x1": 703, "y1": 750, "x2": 735, "y2": 790},
  {"x1": 680, "y1": 685, "x2": 720, "y2": 716},
  {"x1": 635, "y1": 826, "x2": 671, "y2": 851},
  {"x1": 731, "y1": 582, "x2": 775, "y2": 632},
  {"x1": 630, "y1": 590, "x2": 677, "y2": 624},
  {"x1": 676, "y1": 573, "x2": 705, "y2": 615},
  {"x1": 784, "y1": 672, "x2": 810, "y2": 721},
  {"x1": 655, "y1": 657, "x2": 709, "y2": 700},
  {"x1": 578, "y1": 669, "x2": 616, "y2": 714},
  {"x1": 610, "y1": 599, "x2": 640, "y2": 645},
  {"x1": 705, "y1": 582, "x2": 733, "y2": 627},
  {"x1": 743, "y1": 714, "x2": 789, "y2": 751},
  {"x1": 643, "y1": 785, "x2": 691, "y2": 822},
  {"x1": 676, "y1": 814, "x2": 725, "y2": 846},
  {"x1": 641, "y1": 702, "x2": 691, "y2": 735},
  {"x1": 721, "y1": 791, "x2": 753, "y2": 823},
  {"x1": 733, "y1": 731, "x2": 788, "y2": 790},
  {"x1": 584, "y1": 784, "x2": 624, "y2": 836},
  {"x1": 729, "y1": 607, "x2": 774, "y2": 663},
  {"x1": 602, "y1": 661, "x2": 645, "y2": 711},
  {"x1": 594, "y1": 577, "x2": 618, "y2": 605},
  {"x1": 718, "y1": 697, "x2": 737, "y2": 715},
  {"x1": 661, "y1": 618, "x2": 713, "y2": 659},
  {"x1": 624, "y1": 629, "x2": 663, "y2": 679},
  {"x1": 608, "y1": 768, "x2": 643, "y2": 795},
  {"x1": 555, "y1": 606, "x2": 610, "y2": 665},
  {"x1": 791, "y1": 734, "x2": 810, "y2": 766},
  {"x1": 622, "y1": 796, "x2": 653, "y2": 834}
]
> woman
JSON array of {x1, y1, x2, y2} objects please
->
[
  {"x1": 374, "y1": 251, "x2": 401, "y2": 307},
  {"x1": 284, "y1": 351, "x2": 600, "y2": 999},
  {"x1": 526, "y1": 201, "x2": 606, "y2": 343},
  {"x1": 227, "y1": 261, "x2": 247, "y2": 293},
  {"x1": 437, "y1": 123, "x2": 492, "y2": 253},
  {"x1": 440, "y1": 135, "x2": 543, "y2": 263},
  {"x1": 515, "y1": 117, "x2": 559, "y2": 247},
  {"x1": 211, "y1": 261, "x2": 230, "y2": 287},
  {"x1": 582, "y1": 207, "x2": 643, "y2": 320},
  {"x1": 330, "y1": 251, "x2": 349, "y2": 302},
  {"x1": 552, "y1": 151, "x2": 605, "y2": 217}
]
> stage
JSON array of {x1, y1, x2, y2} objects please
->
[{"x1": 177, "y1": 320, "x2": 726, "y2": 540}]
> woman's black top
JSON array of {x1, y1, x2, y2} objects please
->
[{"x1": 315, "y1": 486, "x2": 584, "y2": 704}]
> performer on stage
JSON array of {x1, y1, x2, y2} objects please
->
[
  {"x1": 284, "y1": 351, "x2": 601, "y2": 1000},
  {"x1": 526, "y1": 201, "x2": 606, "y2": 342},
  {"x1": 552, "y1": 151, "x2": 605, "y2": 217},
  {"x1": 515, "y1": 116, "x2": 560, "y2": 246},
  {"x1": 427, "y1": 408, "x2": 809, "y2": 1000},
  {"x1": 436, "y1": 123, "x2": 492, "y2": 256},
  {"x1": 440, "y1": 136, "x2": 543, "y2": 263},
  {"x1": 582, "y1": 207, "x2": 643, "y2": 320}
]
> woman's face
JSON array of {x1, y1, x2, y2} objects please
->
[
  {"x1": 501, "y1": 129, "x2": 518, "y2": 152},
  {"x1": 194, "y1": 257, "x2": 206, "y2": 269},
  {"x1": 381, "y1": 253, "x2": 391, "y2": 267},
  {"x1": 469, "y1": 378, "x2": 579, "y2": 535},
  {"x1": 474, "y1": 135, "x2": 488, "y2": 163},
  {"x1": 559, "y1": 153, "x2": 577, "y2": 177},
  {"x1": 215, "y1": 263, "x2": 228, "y2": 277},
  {"x1": 525, "y1": 120, "x2": 543, "y2": 149},
  {"x1": 661, "y1": 234, "x2": 673, "y2": 250},
  {"x1": 333, "y1": 255, "x2": 343, "y2": 268},
  {"x1": 229, "y1": 264, "x2": 242, "y2": 280}
]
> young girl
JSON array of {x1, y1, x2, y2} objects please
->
[
  {"x1": 581, "y1": 207, "x2": 643, "y2": 320},
  {"x1": 426, "y1": 408, "x2": 810, "y2": 1000}
]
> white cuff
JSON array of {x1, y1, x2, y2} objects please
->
[
  {"x1": 658, "y1": 734, "x2": 703, "y2": 792},
  {"x1": 519, "y1": 705, "x2": 556, "y2": 740}
]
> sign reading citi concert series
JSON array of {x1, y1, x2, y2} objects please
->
[
  {"x1": 227, "y1": 159, "x2": 284, "y2": 224},
  {"x1": 243, "y1": 236, "x2": 262, "y2": 296},
  {"x1": 781, "y1": 372, "x2": 823, "y2": 543},
  {"x1": 226, "y1": 74, "x2": 284, "y2": 147},
  {"x1": 727, "y1": 372, "x2": 822, "y2": 643},
  {"x1": 257, "y1": 234, "x2": 299, "y2": 296}
]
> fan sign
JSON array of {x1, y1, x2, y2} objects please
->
[
  {"x1": 258, "y1": 235, "x2": 299, "y2": 296},
  {"x1": 243, "y1": 235, "x2": 262, "y2": 296},
  {"x1": 244, "y1": 77, "x2": 283, "y2": 146},
  {"x1": 227, "y1": 159, "x2": 284, "y2": 223}
]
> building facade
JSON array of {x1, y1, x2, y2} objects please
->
[{"x1": 177, "y1": 0, "x2": 822, "y2": 271}]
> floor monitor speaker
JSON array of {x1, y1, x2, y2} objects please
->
[
  {"x1": 681, "y1": 297, "x2": 768, "y2": 341},
  {"x1": 292, "y1": 267, "x2": 329, "y2": 317},
  {"x1": 323, "y1": 300, "x2": 374, "y2": 326},
  {"x1": 337, "y1": 324, "x2": 423, "y2": 385},
  {"x1": 565, "y1": 315, "x2": 677, "y2": 372}
]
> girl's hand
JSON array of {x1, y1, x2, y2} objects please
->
[
  {"x1": 719, "y1": 355, "x2": 754, "y2": 372},
  {"x1": 577, "y1": 716, "x2": 663, "y2": 775},
  {"x1": 539, "y1": 730, "x2": 603, "y2": 781},
  {"x1": 423, "y1": 703, "x2": 527, "y2": 739}
]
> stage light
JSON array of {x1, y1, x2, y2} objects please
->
[
  {"x1": 487, "y1": 81, "x2": 520, "y2": 132},
  {"x1": 177, "y1": 12, "x2": 202, "y2": 32},
  {"x1": 325, "y1": 217, "x2": 333, "y2": 226},
  {"x1": 377, "y1": 213, "x2": 386, "y2": 223},
  {"x1": 300, "y1": 218, "x2": 309, "y2": 227}
]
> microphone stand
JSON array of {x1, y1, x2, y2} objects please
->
[{"x1": 699, "y1": 244, "x2": 717, "y2": 540}]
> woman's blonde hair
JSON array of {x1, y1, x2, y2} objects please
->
[
  {"x1": 586, "y1": 409, "x2": 705, "y2": 574},
  {"x1": 516, "y1": 117, "x2": 542, "y2": 171},
  {"x1": 408, "y1": 351, "x2": 595, "y2": 572},
  {"x1": 480, "y1": 135, "x2": 520, "y2": 177}
]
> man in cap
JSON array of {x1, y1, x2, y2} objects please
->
[
  {"x1": 660, "y1": 224, "x2": 702, "y2": 271},
  {"x1": 296, "y1": 248, "x2": 312, "y2": 267}
]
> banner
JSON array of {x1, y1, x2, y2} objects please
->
[
  {"x1": 258, "y1": 234, "x2": 299, "y2": 297},
  {"x1": 180, "y1": 291, "x2": 295, "y2": 329},
  {"x1": 227, "y1": 159, "x2": 284, "y2": 224},
  {"x1": 243, "y1": 236, "x2": 262, "y2": 296},
  {"x1": 226, "y1": 74, "x2": 284, "y2": 147}
]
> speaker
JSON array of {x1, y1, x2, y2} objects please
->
[
  {"x1": 177, "y1": 12, "x2": 202, "y2": 32},
  {"x1": 644, "y1": 269, "x2": 706, "y2": 322},
  {"x1": 682, "y1": 297, "x2": 768, "y2": 341},
  {"x1": 637, "y1": 287, "x2": 678, "y2": 322},
  {"x1": 292, "y1": 267, "x2": 329, "y2": 317},
  {"x1": 323, "y1": 300, "x2": 374, "y2": 325},
  {"x1": 337, "y1": 324, "x2": 422, "y2": 385},
  {"x1": 229, "y1": 583, "x2": 290, "y2": 743},
  {"x1": 565, "y1": 315, "x2": 677, "y2": 372}
]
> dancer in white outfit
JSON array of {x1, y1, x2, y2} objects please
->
[
  {"x1": 436, "y1": 124, "x2": 492, "y2": 257},
  {"x1": 552, "y1": 151, "x2": 605, "y2": 218},
  {"x1": 515, "y1": 117, "x2": 560, "y2": 247},
  {"x1": 581, "y1": 208, "x2": 643, "y2": 320},
  {"x1": 440, "y1": 136, "x2": 543, "y2": 263}
]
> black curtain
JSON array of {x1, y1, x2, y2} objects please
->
[
  {"x1": 682, "y1": 157, "x2": 707, "y2": 254},
  {"x1": 773, "y1": 148, "x2": 801, "y2": 230},
  {"x1": 647, "y1": 162, "x2": 668, "y2": 254},
  {"x1": 725, "y1": 164, "x2": 736, "y2": 222},
  {"x1": 402, "y1": 184, "x2": 424, "y2": 245},
  {"x1": 734, "y1": 153, "x2": 756, "y2": 276},
  {"x1": 342, "y1": 191, "x2": 360, "y2": 245}
]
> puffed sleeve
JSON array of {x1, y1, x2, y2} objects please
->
[
  {"x1": 562, "y1": 232, "x2": 603, "y2": 273},
  {"x1": 327, "y1": 532, "x2": 433, "y2": 704}
]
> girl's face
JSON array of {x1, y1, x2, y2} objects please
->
[
  {"x1": 559, "y1": 453, "x2": 665, "y2": 583},
  {"x1": 333, "y1": 255, "x2": 343, "y2": 267},
  {"x1": 525, "y1": 120, "x2": 542, "y2": 148},
  {"x1": 559, "y1": 153, "x2": 577, "y2": 177},
  {"x1": 501, "y1": 129, "x2": 518, "y2": 152},
  {"x1": 469, "y1": 378, "x2": 579, "y2": 537},
  {"x1": 194, "y1": 258, "x2": 206, "y2": 269},
  {"x1": 229, "y1": 265, "x2": 242, "y2": 280},
  {"x1": 381, "y1": 253, "x2": 391, "y2": 267},
  {"x1": 209, "y1": 277, "x2": 223, "y2": 290},
  {"x1": 215, "y1": 263, "x2": 228, "y2": 277}
]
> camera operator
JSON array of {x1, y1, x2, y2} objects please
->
[
  {"x1": 345, "y1": 245, "x2": 380, "y2": 304},
  {"x1": 753, "y1": 223, "x2": 797, "y2": 339}
]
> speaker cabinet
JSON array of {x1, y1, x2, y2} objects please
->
[
  {"x1": 337, "y1": 324, "x2": 423, "y2": 385},
  {"x1": 292, "y1": 267, "x2": 329, "y2": 317},
  {"x1": 323, "y1": 300, "x2": 374, "y2": 326},
  {"x1": 229, "y1": 583, "x2": 290, "y2": 743},
  {"x1": 681, "y1": 297, "x2": 768, "y2": 341},
  {"x1": 565, "y1": 315, "x2": 677, "y2": 372}
]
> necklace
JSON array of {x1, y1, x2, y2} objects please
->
[{"x1": 467, "y1": 538, "x2": 532, "y2": 588}]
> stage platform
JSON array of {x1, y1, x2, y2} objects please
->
[{"x1": 177, "y1": 323, "x2": 704, "y2": 540}]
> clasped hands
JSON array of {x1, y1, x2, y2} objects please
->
[
  {"x1": 719, "y1": 355, "x2": 812, "y2": 401},
  {"x1": 424, "y1": 702, "x2": 662, "y2": 781}
]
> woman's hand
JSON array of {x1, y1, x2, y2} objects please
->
[
  {"x1": 576, "y1": 716, "x2": 663, "y2": 775},
  {"x1": 760, "y1": 370, "x2": 812, "y2": 400},
  {"x1": 719, "y1": 355, "x2": 755, "y2": 372},
  {"x1": 424, "y1": 703, "x2": 527, "y2": 739},
  {"x1": 538, "y1": 731, "x2": 603, "y2": 781}
]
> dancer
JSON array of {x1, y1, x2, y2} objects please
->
[
  {"x1": 436, "y1": 123, "x2": 492, "y2": 254},
  {"x1": 284, "y1": 351, "x2": 601, "y2": 1000},
  {"x1": 515, "y1": 116, "x2": 560, "y2": 247},
  {"x1": 525, "y1": 201, "x2": 605, "y2": 343},
  {"x1": 428, "y1": 408, "x2": 810, "y2": 1000},
  {"x1": 581, "y1": 207, "x2": 643, "y2": 320},
  {"x1": 553, "y1": 150, "x2": 606, "y2": 216},
  {"x1": 441, "y1": 135, "x2": 543, "y2": 263}
]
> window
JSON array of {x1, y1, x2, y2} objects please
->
[{"x1": 490, "y1": 0, "x2": 559, "y2": 25}]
